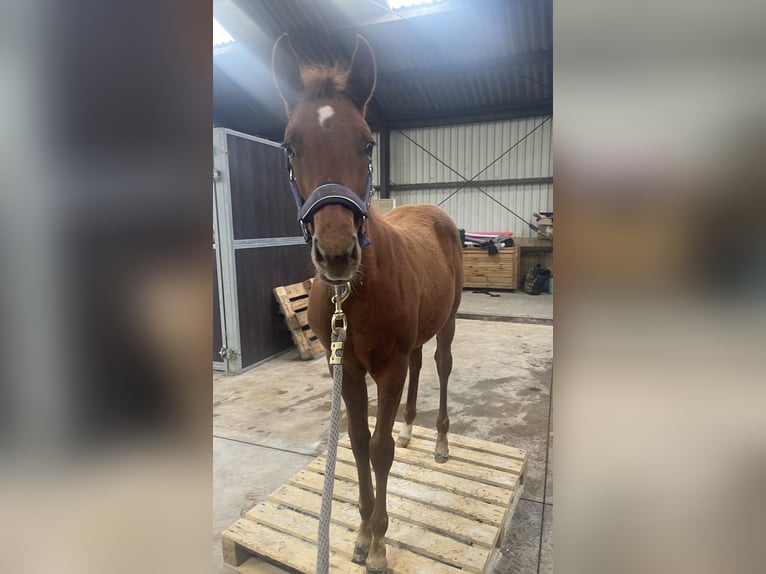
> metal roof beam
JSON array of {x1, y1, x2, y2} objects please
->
[
  {"x1": 378, "y1": 49, "x2": 552, "y2": 84},
  {"x1": 386, "y1": 101, "x2": 552, "y2": 129},
  {"x1": 389, "y1": 177, "x2": 553, "y2": 192}
]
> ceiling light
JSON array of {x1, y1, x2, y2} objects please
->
[
  {"x1": 388, "y1": 0, "x2": 442, "y2": 10},
  {"x1": 213, "y1": 17, "x2": 234, "y2": 47}
]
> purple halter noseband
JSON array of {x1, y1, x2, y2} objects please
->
[{"x1": 286, "y1": 155, "x2": 373, "y2": 248}]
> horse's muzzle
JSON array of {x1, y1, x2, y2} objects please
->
[{"x1": 313, "y1": 237, "x2": 360, "y2": 283}]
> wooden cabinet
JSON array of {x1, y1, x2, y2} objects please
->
[
  {"x1": 462, "y1": 247, "x2": 519, "y2": 290},
  {"x1": 514, "y1": 237, "x2": 553, "y2": 289}
]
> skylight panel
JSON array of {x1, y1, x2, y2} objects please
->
[
  {"x1": 388, "y1": 0, "x2": 442, "y2": 9},
  {"x1": 213, "y1": 17, "x2": 234, "y2": 47}
]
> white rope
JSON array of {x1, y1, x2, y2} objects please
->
[{"x1": 316, "y1": 326, "x2": 345, "y2": 574}]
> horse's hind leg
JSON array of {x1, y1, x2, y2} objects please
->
[
  {"x1": 396, "y1": 345, "x2": 422, "y2": 448},
  {"x1": 434, "y1": 315, "x2": 455, "y2": 463}
]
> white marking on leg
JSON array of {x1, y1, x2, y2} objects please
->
[
  {"x1": 317, "y1": 105, "x2": 334, "y2": 127},
  {"x1": 398, "y1": 423, "x2": 412, "y2": 441}
]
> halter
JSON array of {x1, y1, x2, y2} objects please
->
[{"x1": 286, "y1": 154, "x2": 373, "y2": 248}]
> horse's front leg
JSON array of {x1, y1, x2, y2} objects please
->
[
  {"x1": 340, "y1": 361, "x2": 374, "y2": 564},
  {"x1": 366, "y1": 355, "x2": 408, "y2": 573}
]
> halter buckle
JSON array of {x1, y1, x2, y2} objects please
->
[{"x1": 299, "y1": 220, "x2": 311, "y2": 243}]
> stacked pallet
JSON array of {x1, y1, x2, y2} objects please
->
[
  {"x1": 462, "y1": 247, "x2": 519, "y2": 290},
  {"x1": 273, "y1": 278, "x2": 324, "y2": 359},
  {"x1": 222, "y1": 419, "x2": 527, "y2": 573}
]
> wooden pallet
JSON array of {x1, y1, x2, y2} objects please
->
[
  {"x1": 273, "y1": 278, "x2": 324, "y2": 360},
  {"x1": 222, "y1": 419, "x2": 527, "y2": 573}
]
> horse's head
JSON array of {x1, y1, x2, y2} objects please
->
[{"x1": 272, "y1": 33, "x2": 377, "y2": 285}]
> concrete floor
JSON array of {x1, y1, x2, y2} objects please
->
[
  {"x1": 214, "y1": 290, "x2": 553, "y2": 573},
  {"x1": 458, "y1": 289, "x2": 553, "y2": 323}
]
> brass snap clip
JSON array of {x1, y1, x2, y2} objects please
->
[
  {"x1": 330, "y1": 282, "x2": 351, "y2": 336},
  {"x1": 329, "y1": 282, "x2": 351, "y2": 365}
]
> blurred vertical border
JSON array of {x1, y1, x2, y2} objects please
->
[
  {"x1": 1, "y1": 1, "x2": 765, "y2": 573},
  {"x1": 555, "y1": 1, "x2": 766, "y2": 573},
  {"x1": 0, "y1": 1, "x2": 212, "y2": 573}
]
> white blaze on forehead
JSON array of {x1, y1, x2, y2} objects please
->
[{"x1": 317, "y1": 105, "x2": 335, "y2": 127}]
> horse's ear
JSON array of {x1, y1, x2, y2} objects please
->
[
  {"x1": 346, "y1": 35, "x2": 377, "y2": 113},
  {"x1": 272, "y1": 33, "x2": 302, "y2": 117}
]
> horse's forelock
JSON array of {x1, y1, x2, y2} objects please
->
[{"x1": 299, "y1": 66, "x2": 349, "y2": 101}]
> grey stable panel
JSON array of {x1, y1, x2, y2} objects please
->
[
  {"x1": 226, "y1": 133, "x2": 303, "y2": 241},
  {"x1": 213, "y1": 251, "x2": 223, "y2": 363},
  {"x1": 235, "y1": 244, "x2": 314, "y2": 369}
]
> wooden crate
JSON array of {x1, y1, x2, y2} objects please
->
[
  {"x1": 273, "y1": 279, "x2": 324, "y2": 360},
  {"x1": 463, "y1": 247, "x2": 519, "y2": 290},
  {"x1": 222, "y1": 419, "x2": 527, "y2": 573},
  {"x1": 371, "y1": 198, "x2": 396, "y2": 214}
]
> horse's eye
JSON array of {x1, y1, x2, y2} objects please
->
[
  {"x1": 283, "y1": 143, "x2": 295, "y2": 158},
  {"x1": 363, "y1": 141, "x2": 375, "y2": 157}
]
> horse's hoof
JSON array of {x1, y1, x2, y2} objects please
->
[
  {"x1": 365, "y1": 547, "x2": 387, "y2": 573},
  {"x1": 395, "y1": 436, "x2": 410, "y2": 448},
  {"x1": 434, "y1": 452, "x2": 449, "y2": 463},
  {"x1": 352, "y1": 544, "x2": 369, "y2": 564}
]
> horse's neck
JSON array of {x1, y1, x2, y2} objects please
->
[{"x1": 361, "y1": 213, "x2": 396, "y2": 280}]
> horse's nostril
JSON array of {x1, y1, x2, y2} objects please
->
[{"x1": 313, "y1": 243, "x2": 326, "y2": 263}]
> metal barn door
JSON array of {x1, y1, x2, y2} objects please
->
[{"x1": 213, "y1": 128, "x2": 313, "y2": 373}]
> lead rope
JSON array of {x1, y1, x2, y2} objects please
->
[{"x1": 317, "y1": 282, "x2": 351, "y2": 574}]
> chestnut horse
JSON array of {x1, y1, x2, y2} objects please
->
[{"x1": 273, "y1": 34, "x2": 463, "y2": 573}]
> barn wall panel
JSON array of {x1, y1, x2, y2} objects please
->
[
  {"x1": 389, "y1": 116, "x2": 552, "y2": 236},
  {"x1": 392, "y1": 183, "x2": 553, "y2": 238}
]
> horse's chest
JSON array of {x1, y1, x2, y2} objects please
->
[
  {"x1": 342, "y1": 306, "x2": 412, "y2": 366},
  {"x1": 309, "y1": 285, "x2": 419, "y2": 370}
]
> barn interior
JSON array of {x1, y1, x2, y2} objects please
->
[{"x1": 212, "y1": 1, "x2": 553, "y2": 572}]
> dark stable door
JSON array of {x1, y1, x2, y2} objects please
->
[{"x1": 226, "y1": 133, "x2": 313, "y2": 368}]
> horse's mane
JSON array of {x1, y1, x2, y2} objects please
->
[{"x1": 300, "y1": 66, "x2": 349, "y2": 101}]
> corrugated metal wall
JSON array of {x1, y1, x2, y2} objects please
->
[{"x1": 387, "y1": 116, "x2": 552, "y2": 237}]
